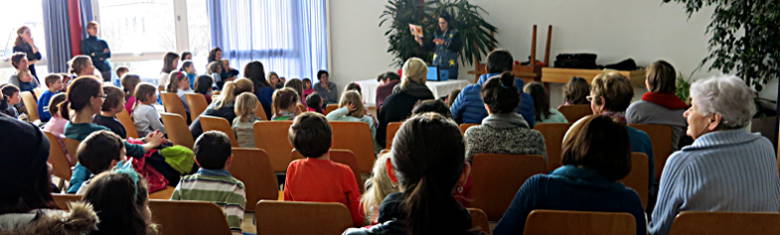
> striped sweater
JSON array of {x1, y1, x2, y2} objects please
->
[
  {"x1": 171, "y1": 168, "x2": 246, "y2": 232},
  {"x1": 649, "y1": 129, "x2": 780, "y2": 235}
]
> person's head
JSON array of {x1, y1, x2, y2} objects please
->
[
  {"x1": 1, "y1": 84, "x2": 21, "y2": 105},
  {"x1": 280, "y1": 77, "x2": 287, "y2": 84},
  {"x1": 562, "y1": 115, "x2": 630, "y2": 181},
  {"x1": 438, "y1": 13, "x2": 452, "y2": 32},
  {"x1": 180, "y1": 60, "x2": 195, "y2": 74},
  {"x1": 400, "y1": 57, "x2": 428, "y2": 89},
  {"x1": 302, "y1": 78, "x2": 312, "y2": 90},
  {"x1": 272, "y1": 87, "x2": 300, "y2": 116},
  {"x1": 338, "y1": 90, "x2": 367, "y2": 118},
  {"x1": 0, "y1": 113, "x2": 55, "y2": 214},
  {"x1": 284, "y1": 78, "x2": 304, "y2": 99},
  {"x1": 345, "y1": 82, "x2": 362, "y2": 95},
  {"x1": 524, "y1": 81, "x2": 552, "y2": 121},
  {"x1": 134, "y1": 82, "x2": 157, "y2": 105},
  {"x1": 306, "y1": 93, "x2": 324, "y2": 112},
  {"x1": 181, "y1": 51, "x2": 192, "y2": 61},
  {"x1": 194, "y1": 131, "x2": 233, "y2": 169},
  {"x1": 563, "y1": 77, "x2": 590, "y2": 105},
  {"x1": 380, "y1": 71, "x2": 400, "y2": 83},
  {"x1": 391, "y1": 112, "x2": 469, "y2": 234},
  {"x1": 685, "y1": 75, "x2": 755, "y2": 139},
  {"x1": 162, "y1": 52, "x2": 180, "y2": 73},
  {"x1": 48, "y1": 93, "x2": 67, "y2": 118},
  {"x1": 412, "y1": 99, "x2": 452, "y2": 118},
  {"x1": 215, "y1": 78, "x2": 253, "y2": 109},
  {"x1": 14, "y1": 26, "x2": 31, "y2": 47},
  {"x1": 221, "y1": 59, "x2": 230, "y2": 68},
  {"x1": 481, "y1": 72, "x2": 519, "y2": 114},
  {"x1": 101, "y1": 86, "x2": 126, "y2": 115},
  {"x1": 116, "y1": 66, "x2": 129, "y2": 79},
  {"x1": 17, "y1": 69, "x2": 33, "y2": 84},
  {"x1": 86, "y1": 21, "x2": 99, "y2": 36},
  {"x1": 194, "y1": 75, "x2": 214, "y2": 95},
  {"x1": 60, "y1": 76, "x2": 104, "y2": 120},
  {"x1": 44, "y1": 74, "x2": 64, "y2": 92},
  {"x1": 361, "y1": 153, "x2": 399, "y2": 221},
  {"x1": 166, "y1": 71, "x2": 189, "y2": 93},
  {"x1": 486, "y1": 49, "x2": 513, "y2": 74},
  {"x1": 78, "y1": 130, "x2": 126, "y2": 175},
  {"x1": 69, "y1": 55, "x2": 95, "y2": 76},
  {"x1": 317, "y1": 70, "x2": 330, "y2": 84},
  {"x1": 289, "y1": 112, "x2": 331, "y2": 158},
  {"x1": 268, "y1": 72, "x2": 280, "y2": 86},
  {"x1": 207, "y1": 47, "x2": 222, "y2": 62},
  {"x1": 234, "y1": 92, "x2": 259, "y2": 122},
  {"x1": 207, "y1": 61, "x2": 223, "y2": 74},
  {"x1": 589, "y1": 71, "x2": 634, "y2": 114},
  {"x1": 10, "y1": 52, "x2": 28, "y2": 70},
  {"x1": 83, "y1": 171, "x2": 155, "y2": 235},
  {"x1": 445, "y1": 89, "x2": 461, "y2": 107},
  {"x1": 121, "y1": 74, "x2": 142, "y2": 98},
  {"x1": 645, "y1": 60, "x2": 677, "y2": 94},
  {"x1": 244, "y1": 60, "x2": 270, "y2": 88}
]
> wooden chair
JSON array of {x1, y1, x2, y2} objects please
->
[
  {"x1": 253, "y1": 121, "x2": 294, "y2": 172},
  {"x1": 629, "y1": 123, "x2": 674, "y2": 180},
  {"x1": 255, "y1": 102, "x2": 268, "y2": 120},
  {"x1": 116, "y1": 109, "x2": 139, "y2": 138},
  {"x1": 619, "y1": 152, "x2": 649, "y2": 209},
  {"x1": 160, "y1": 112, "x2": 194, "y2": 149},
  {"x1": 324, "y1": 104, "x2": 339, "y2": 114},
  {"x1": 255, "y1": 200, "x2": 353, "y2": 235},
  {"x1": 43, "y1": 131, "x2": 73, "y2": 190},
  {"x1": 64, "y1": 138, "x2": 81, "y2": 163},
  {"x1": 384, "y1": 122, "x2": 403, "y2": 149},
  {"x1": 20, "y1": 91, "x2": 39, "y2": 122},
  {"x1": 470, "y1": 153, "x2": 546, "y2": 221},
  {"x1": 669, "y1": 211, "x2": 780, "y2": 235},
  {"x1": 229, "y1": 148, "x2": 279, "y2": 210},
  {"x1": 149, "y1": 200, "x2": 231, "y2": 235},
  {"x1": 523, "y1": 209, "x2": 636, "y2": 235},
  {"x1": 558, "y1": 104, "x2": 592, "y2": 122},
  {"x1": 290, "y1": 149, "x2": 363, "y2": 192},
  {"x1": 33, "y1": 87, "x2": 46, "y2": 99},
  {"x1": 200, "y1": 115, "x2": 239, "y2": 147},
  {"x1": 468, "y1": 208, "x2": 490, "y2": 235},
  {"x1": 330, "y1": 121, "x2": 375, "y2": 174},
  {"x1": 149, "y1": 186, "x2": 176, "y2": 199},
  {"x1": 459, "y1": 123, "x2": 479, "y2": 134},
  {"x1": 533, "y1": 123, "x2": 570, "y2": 171},
  {"x1": 160, "y1": 92, "x2": 188, "y2": 123},
  {"x1": 185, "y1": 93, "x2": 208, "y2": 120},
  {"x1": 51, "y1": 194, "x2": 82, "y2": 210}
]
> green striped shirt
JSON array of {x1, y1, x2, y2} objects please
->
[{"x1": 171, "y1": 168, "x2": 246, "y2": 232}]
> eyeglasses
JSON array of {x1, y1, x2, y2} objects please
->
[{"x1": 96, "y1": 94, "x2": 107, "y2": 99}]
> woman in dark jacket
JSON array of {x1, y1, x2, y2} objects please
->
[
  {"x1": 243, "y1": 61, "x2": 274, "y2": 119},
  {"x1": 189, "y1": 78, "x2": 254, "y2": 138},
  {"x1": 13, "y1": 26, "x2": 43, "y2": 82},
  {"x1": 375, "y1": 57, "x2": 434, "y2": 148}
]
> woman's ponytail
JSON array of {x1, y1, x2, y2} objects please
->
[{"x1": 59, "y1": 100, "x2": 71, "y2": 120}]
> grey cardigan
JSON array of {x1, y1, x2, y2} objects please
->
[{"x1": 464, "y1": 113, "x2": 547, "y2": 161}]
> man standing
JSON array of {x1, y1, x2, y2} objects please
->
[{"x1": 81, "y1": 21, "x2": 112, "y2": 82}]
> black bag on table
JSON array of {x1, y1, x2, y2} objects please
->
[{"x1": 554, "y1": 53, "x2": 599, "y2": 69}]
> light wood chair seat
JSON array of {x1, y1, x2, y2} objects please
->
[
  {"x1": 255, "y1": 200, "x2": 353, "y2": 235},
  {"x1": 524, "y1": 209, "x2": 636, "y2": 235}
]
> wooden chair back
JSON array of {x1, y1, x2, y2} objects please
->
[
  {"x1": 160, "y1": 92, "x2": 188, "y2": 123},
  {"x1": 64, "y1": 138, "x2": 81, "y2": 163},
  {"x1": 330, "y1": 121, "x2": 375, "y2": 174},
  {"x1": 628, "y1": 123, "x2": 674, "y2": 180},
  {"x1": 619, "y1": 152, "x2": 649, "y2": 209},
  {"x1": 255, "y1": 200, "x2": 353, "y2": 235},
  {"x1": 43, "y1": 131, "x2": 73, "y2": 182},
  {"x1": 291, "y1": 149, "x2": 363, "y2": 192},
  {"x1": 20, "y1": 91, "x2": 39, "y2": 122},
  {"x1": 116, "y1": 108, "x2": 139, "y2": 138},
  {"x1": 200, "y1": 115, "x2": 239, "y2": 147},
  {"x1": 324, "y1": 104, "x2": 339, "y2": 114},
  {"x1": 149, "y1": 200, "x2": 231, "y2": 235},
  {"x1": 459, "y1": 123, "x2": 479, "y2": 134},
  {"x1": 470, "y1": 153, "x2": 546, "y2": 221},
  {"x1": 467, "y1": 208, "x2": 490, "y2": 235},
  {"x1": 524, "y1": 209, "x2": 636, "y2": 235},
  {"x1": 160, "y1": 112, "x2": 194, "y2": 149},
  {"x1": 669, "y1": 211, "x2": 780, "y2": 235},
  {"x1": 228, "y1": 148, "x2": 279, "y2": 210},
  {"x1": 149, "y1": 186, "x2": 176, "y2": 200},
  {"x1": 533, "y1": 123, "x2": 571, "y2": 171},
  {"x1": 558, "y1": 104, "x2": 592, "y2": 122},
  {"x1": 253, "y1": 121, "x2": 294, "y2": 172},
  {"x1": 384, "y1": 122, "x2": 402, "y2": 149},
  {"x1": 185, "y1": 93, "x2": 208, "y2": 120},
  {"x1": 255, "y1": 102, "x2": 268, "y2": 120},
  {"x1": 51, "y1": 194, "x2": 82, "y2": 210}
]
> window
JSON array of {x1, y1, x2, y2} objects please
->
[{"x1": 0, "y1": 1, "x2": 47, "y2": 83}]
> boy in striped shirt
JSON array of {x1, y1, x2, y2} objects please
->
[{"x1": 171, "y1": 131, "x2": 246, "y2": 233}]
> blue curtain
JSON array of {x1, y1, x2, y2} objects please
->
[
  {"x1": 207, "y1": 0, "x2": 329, "y2": 81},
  {"x1": 42, "y1": 0, "x2": 72, "y2": 73},
  {"x1": 79, "y1": 0, "x2": 94, "y2": 39}
]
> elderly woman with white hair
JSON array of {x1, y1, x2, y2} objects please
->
[
  {"x1": 649, "y1": 76, "x2": 780, "y2": 235},
  {"x1": 376, "y1": 57, "x2": 435, "y2": 148}
]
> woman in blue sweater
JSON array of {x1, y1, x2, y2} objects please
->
[{"x1": 494, "y1": 115, "x2": 645, "y2": 235}]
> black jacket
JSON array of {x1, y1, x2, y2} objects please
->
[
  {"x1": 81, "y1": 36, "x2": 112, "y2": 72},
  {"x1": 376, "y1": 89, "x2": 434, "y2": 147},
  {"x1": 189, "y1": 104, "x2": 236, "y2": 138}
]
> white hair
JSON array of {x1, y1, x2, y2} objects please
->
[{"x1": 689, "y1": 75, "x2": 756, "y2": 129}]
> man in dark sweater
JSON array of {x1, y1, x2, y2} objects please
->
[{"x1": 81, "y1": 21, "x2": 112, "y2": 82}]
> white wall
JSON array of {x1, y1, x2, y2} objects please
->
[{"x1": 329, "y1": 0, "x2": 717, "y2": 87}]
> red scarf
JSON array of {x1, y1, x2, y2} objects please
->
[{"x1": 642, "y1": 92, "x2": 688, "y2": 110}]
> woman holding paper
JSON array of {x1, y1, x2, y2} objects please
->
[{"x1": 415, "y1": 13, "x2": 462, "y2": 80}]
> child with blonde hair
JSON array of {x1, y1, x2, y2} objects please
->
[
  {"x1": 326, "y1": 90, "x2": 375, "y2": 138},
  {"x1": 232, "y1": 93, "x2": 261, "y2": 147}
]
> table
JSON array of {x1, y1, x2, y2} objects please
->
[{"x1": 353, "y1": 79, "x2": 472, "y2": 105}]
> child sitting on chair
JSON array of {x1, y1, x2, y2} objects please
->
[
  {"x1": 232, "y1": 93, "x2": 261, "y2": 147},
  {"x1": 93, "y1": 86, "x2": 128, "y2": 138},
  {"x1": 74, "y1": 130, "x2": 135, "y2": 194},
  {"x1": 133, "y1": 83, "x2": 166, "y2": 136}
]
